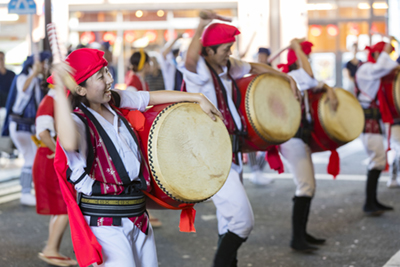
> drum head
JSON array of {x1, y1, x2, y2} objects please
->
[
  {"x1": 319, "y1": 88, "x2": 364, "y2": 143},
  {"x1": 246, "y1": 74, "x2": 301, "y2": 143},
  {"x1": 148, "y1": 103, "x2": 232, "y2": 203}
]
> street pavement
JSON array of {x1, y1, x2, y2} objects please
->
[{"x1": 0, "y1": 138, "x2": 400, "y2": 267}]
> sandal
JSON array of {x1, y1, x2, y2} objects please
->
[{"x1": 38, "y1": 252, "x2": 77, "y2": 266}]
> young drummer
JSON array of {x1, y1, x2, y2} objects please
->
[
  {"x1": 182, "y1": 11, "x2": 300, "y2": 266},
  {"x1": 278, "y1": 38, "x2": 338, "y2": 252},
  {"x1": 51, "y1": 48, "x2": 222, "y2": 267},
  {"x1": 355, "y1": 39, "x2": 399, "y2": 215}
]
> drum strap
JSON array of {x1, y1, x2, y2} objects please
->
[{"x1": 205, "y1": 61, "x2": 248, "y2": 163}]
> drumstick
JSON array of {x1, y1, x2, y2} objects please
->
[
  {"x1": 47, "y1": 23, "x2": 78, "y2": 93},
  {"x1": 267, "y1": 38, "x2": 306, "y2": 64},
  {"x1": 199, "y1": 10, "x2": 232, "y2": 22}
]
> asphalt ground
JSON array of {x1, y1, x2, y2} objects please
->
[{"x1": 0, "y1": 138, "x2": 399, "y2": 267}]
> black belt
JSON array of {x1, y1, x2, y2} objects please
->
[
  {"x1": 9, "y1": 113, "x2": 35, "y2": 125},
  {"x1": 79, "y1": 193, "x2": 146, "y2": 219},
  {"x1": 294, "y1": 120, "x2": 312, "y2": 145}
]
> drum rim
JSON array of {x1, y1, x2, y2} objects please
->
[
  {"x1": 246, "y1": 73, "x2": 301, "y2": 144},
  {"x1": 147, "y1": 102, "x2": 231, "y2": 204},
  {"x1": 393, "y1": 71, "x2": 400, "y2": 114},
  {"x1": 317, "y1": 88, "x2": 365, "y2": 143}
]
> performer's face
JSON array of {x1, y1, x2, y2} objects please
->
[
  {"x1": 257, "y1": 53, "x2": 269, "y2": 64},
  {"x1": 209, "y1": 42, "x2": 233, "y2": 67},
  {"x1": 80, "y1": 67, "x2": 114, "y2": 104}
]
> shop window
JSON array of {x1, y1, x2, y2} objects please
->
[
  {"x1": 122, "y1": 10, "x2": 167, "y2": 22},
  {"x1": 73, "y1": 11, "x2": 117, "y2": 22},
  {"x1": 308, "y1": 25, "x2": 337, "y2": 52},
  {"x1": 173, "y1": 9, "x2": 235, "y2": 18}
]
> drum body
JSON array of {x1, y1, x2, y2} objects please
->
[
  {"x1": 381, "y1": 70, "x2": 400, "y2": 120},
  {"x1": 236, "y1": 74, "x2": 301, "y2": 152},
  {"x1": 308, "y1": 88, "x2": 365, "y2": 153},
  {"x1": 137, "y1": 102, "x2": 232, "y2": 207}
]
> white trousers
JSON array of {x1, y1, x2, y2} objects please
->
[
  {"x1": 390, "y1": 125, "x2": 400, "y2": 160},
  {"x1": 360, "y1": 133, "x2": 386, "y2": 171},
  {"x1": 9, "y1": 121, "x2": 36, "y2": 168},
  {"x1": 280, "y1": 138, "x2": 316, "y2": 197},
  {"x1": 86, "y1": 217, "x2": 158, "y2": 267},
  {"x1": 212, "y1": 167, "x2": 254, "y2": 239}
]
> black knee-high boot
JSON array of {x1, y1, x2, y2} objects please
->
[
  {"x1": 304, "y1": 197, "x2": 326, "y2": 245},
  {"x1": 364, "y1": 169, "x2": 393, "y2": 215},
  {"x1": 213, "y1": 231, "x2": 246, "y2": 267},
  {"x1": 290, "y1": 196, "x2": 318, "y2": 252}
]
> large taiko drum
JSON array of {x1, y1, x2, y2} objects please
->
[
  {"x1": 308, "y1": 88, "x2": 365, "y2": 153},
  {"x1": 381, "y1": 70, "x2": 400, "y2": 120},
  {"x1": 137, "y1": 102, "x2": 232, "y2": 207},
  {"x1": 236, "y1": 74, "x2": 301, "y2": 152}
]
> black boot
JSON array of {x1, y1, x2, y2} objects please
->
[
  {"x1": 213, "y1": 231, "x2": 246, "y2": 267},
  {"x1": 303, "y1": 197, "x2": 326, "y2": 245},
  {"x1": 364, "y1": 169, "x2": 388, "y2": 216},
  {"x1": 290, "y1": 196, "x2": 318, "y2": 252}
]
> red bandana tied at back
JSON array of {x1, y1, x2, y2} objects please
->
[
  {"x1": 277, "y1": 41, "x2": 314, "y2": 73},
  {"x1": 47, "y1": 48, "x2": 108, "y2": 86},
  {"x1": 365, "y1": 41, "x2": 394, "y2": 63},
  {"x1": 201, "y1": 23, "x2": 240, "y2": 47}
]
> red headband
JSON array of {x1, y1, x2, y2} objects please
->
[
  {"x1": 278, "y1": 41, "x2": 314, "y2": 73},
  {"x1": 365, "y1": 41, "x2": 394, "y2": 63},
  {"x1": 201, "y1": 23, "x2": 240, "y2": 47},
  {"x1": 47, "y1": 48, "x2": 108, "y2": 86}
]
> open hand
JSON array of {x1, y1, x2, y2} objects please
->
[
  {"x1": 325, "y1": 86, "x2": 338, "y2": 111},
  {"x1": 198, "y1": 94, "x2": 224, "y2": 121},
  {"x1": 288, "y1": 76, "x2": 302, "y2": 102}
]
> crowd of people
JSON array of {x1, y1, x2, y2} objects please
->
[{"x1": 0, "y1": 9, "x2": 399, "y2": 267}]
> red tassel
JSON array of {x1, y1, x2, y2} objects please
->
[
  {"x1": 377, "y1": 88, "x2": 394, "y2": 124},
  {"x1": 327, "y1": 149, "x2": 340, "y2": 179},
  {"x1": 178, "y1": 204, "x2": 196, "y2": 233},
  {"x1": 265, "y1": 146, "x2": 284, "y2": 174}
]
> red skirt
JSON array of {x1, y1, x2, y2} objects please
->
[{"x1": 32, "y1": 146, "x2": 68, "y2": 215}]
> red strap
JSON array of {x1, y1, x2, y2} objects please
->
[
  {"x1": 310, "y1": 133, "x2": 340, "y2": 179},
  {"x1": 265, "y1": 146, "x2": 284, "y2": 174},
  {"x1": 142, "y1": 190, "x2": 196, "y2": 232}
]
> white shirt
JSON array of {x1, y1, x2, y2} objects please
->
[
  {"x1": 64, "y1": 90, "x2": 150, "y2": 195},
  {"x1": 12, "y1": 68, "x2": 42, "y2": 114},
  {"x1": 181, "y1": 56, "x2": 251, "y2": 172},
  {"x1": 288, "y1": 68, "x2": 318, "y2": 91},
  {"x1": 158, "y1": 51, "x2": 176, "y2": 91},
  {"x1": 356, "y1": 52, "x2": 399, "y2": 108}
]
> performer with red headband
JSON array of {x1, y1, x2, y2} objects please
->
[
  {"x1": 278, "y1": 38, "x2": 338, "y2": 252},
  {"x1": 50, "y1": 48, "x2": 222, "y2": 267},
  {"x1": 125, "y1": 50, "x2": 151, "y2": 91},
  {"x1": 182, "y1": 10, "x2": 300, "y2": 266},
  {"x1": 355, "y1": 39, "x2": 399, "y2": 215}
]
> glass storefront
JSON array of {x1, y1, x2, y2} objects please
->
[{"x1": 307, "y1": 0, "x2": 388, "y2": 88}]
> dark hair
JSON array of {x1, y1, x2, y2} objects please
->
[
  {"x1": 288, "y1": 62, "x2": 298, "y2": 72},
  {"x1": 69, "y1": 79, "x2": 90, "y2": 109},
  {"x1": 201, "y1": 45, "x2": 221, "y2": 56},
  {"x1": 0, "y1": 51, "x2": 4, "y2": 56},
  {"x1": 130, "y1": 51, "x2": 149, "y2": 72}
]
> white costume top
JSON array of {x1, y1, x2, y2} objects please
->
[
  {"x1": 181, "y1": 56, "x2": 251, "y2": 172},
  {"x1": 356, "y1": 52, "x2": 398, "y2": 108},
  {"x1": 64, "y1": 90, "x2": 150, "y2": 195},
  {"x1": 158, "y1": 51, "x2": 176, "y2": 91},
  {"x1": 12, "y1": 68, "x2": 42, "y2": 114},
  {"x1": 288, "y1": 68, "x2": 318, "y2": 91}
]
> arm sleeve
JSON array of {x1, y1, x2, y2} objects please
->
[
  {"x1": 114, "y1": 89, "x2": 150, "y2": 112},
  {"x1": 35, "y1": 115, "x2": 56, "y2": 139},
  {"x1": 228, "y1": 57, "x2": 251, "y2": 79},
  {"x1": 357, "y1": 52, "x2": 399, "y2": 82},
  {"x1": 288, "y1": 68, "x2": 318, "y2": 91}
]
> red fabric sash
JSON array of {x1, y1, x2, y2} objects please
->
[
  {"x1": 54, "y1": 141, "x2": 103, "y2": 267},
  {"x1": 265, "y1": 146, "x2": 284, "y2": 174}
]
